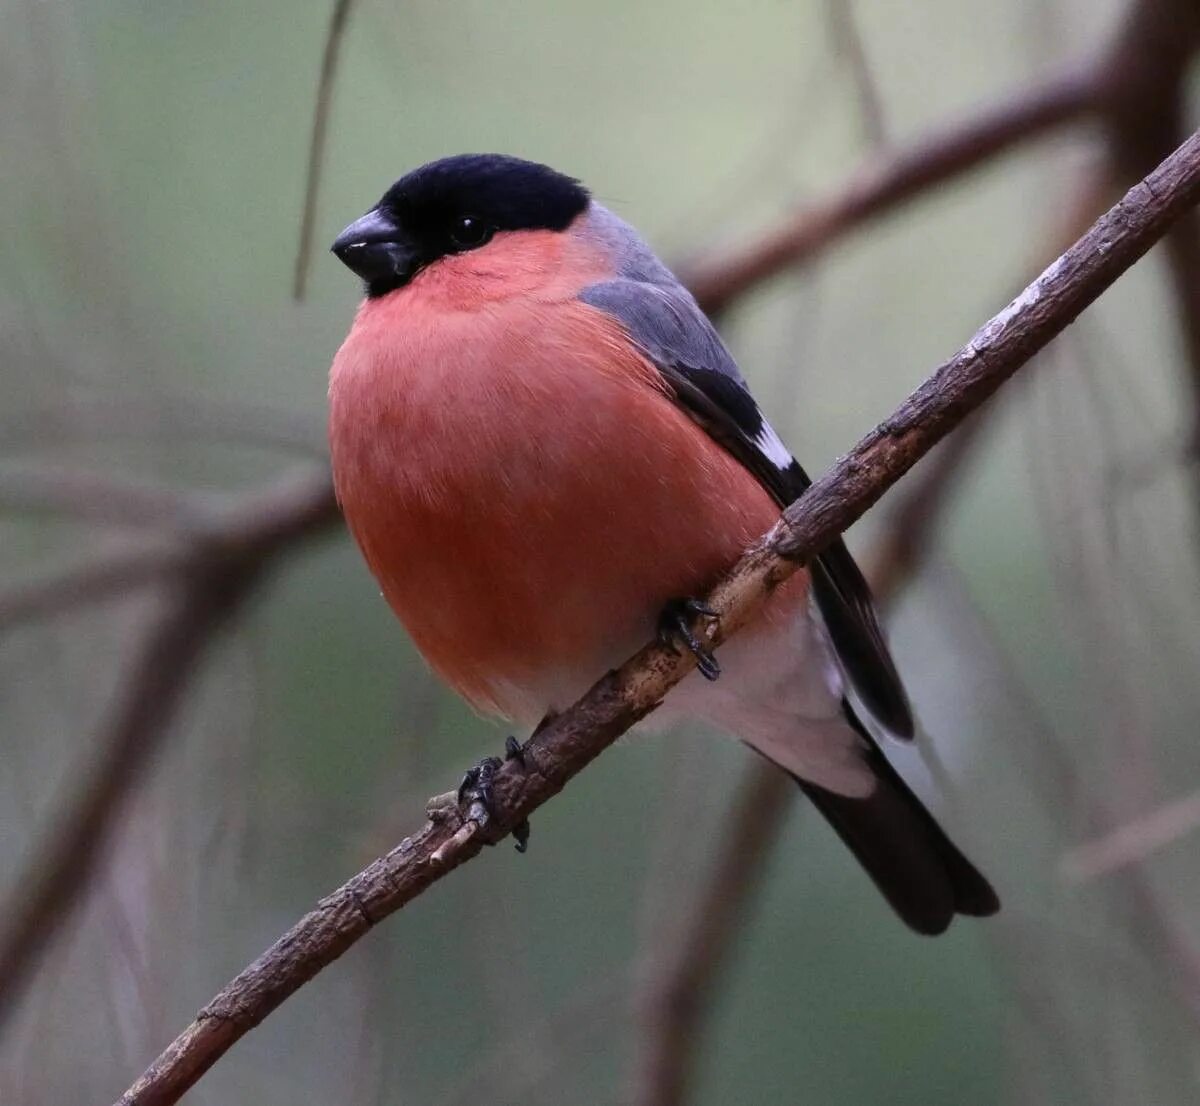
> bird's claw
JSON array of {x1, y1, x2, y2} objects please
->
[
  {"x1": 456, "y1": 737, "x2": 531, "y2": 853},
  {"x1": 657, "y1": 597, "x2": 721, "y2": 681},
  {"x1": 503, "y1": 734, "x2": 526, "y2": 767}
]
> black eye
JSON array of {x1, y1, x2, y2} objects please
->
[{"x1": 449, "y1": 214, "x2": 493, "y2": 248}]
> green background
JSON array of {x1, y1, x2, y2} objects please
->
[{"x1": 4, "y1": 0, "x2": 1199, "y2": 1102}]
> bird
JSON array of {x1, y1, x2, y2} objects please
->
[{"x1": 328, "y1": 153, "x2": 999, "y2": 935}]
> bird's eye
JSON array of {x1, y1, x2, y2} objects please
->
[{"x1": 449, "y1": 215, "x2": 493, "y2": 249}]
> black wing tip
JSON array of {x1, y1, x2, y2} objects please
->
[
  {"x1": 798, "y1": 708, "x2": 999, "y2": 936},
  {"x1": 907, "y1": 858, "x2": 1000, "y2": 935},
  {"x1": 872, "y1": 693, "x2": 916, "y2": 742},
  {"x1": 945, "y1": 862, "x2": 1001, "y2": 920},
  {"x1": 800, "y1": 775, "x2": 1000, "y2": 936}
]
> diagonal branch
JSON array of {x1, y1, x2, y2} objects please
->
[
  {"x1": 0, "y1": 543, "x2": 192, "y2": 630},
  {"x1": 683, "y1": 67, "x2": 1100, "y2": 314},
  {"x1": 626, "y1": 405, "x2": 996, "y2": 1106},
  {"x1": 0, "y1": 467, "x2": 214, "y2": 530},
  {"x1": 1062, "y1": 787, "x2": 1200, "y2": 882},
  {"x1": 623, "y1": 153, "x2": 1130, "y2": 1106},
  {"x1": 0, "y1": 472, "x2": 338, "y2": 1031},
  {"x1": 111, "y1": 128, "x2": 1200, "y2": 1106}
]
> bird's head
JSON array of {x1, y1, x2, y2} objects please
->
[{"x1": 331, "y1": 154, "x2": 590, "y2": 298}]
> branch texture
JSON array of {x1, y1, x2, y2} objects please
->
[{"x1": 113, "y1": 127, "x2": 1200, "y2": 1106}]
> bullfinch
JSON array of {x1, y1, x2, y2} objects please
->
[{"x1": 328, "y1": 154, "x2": 998, "y2": 935}]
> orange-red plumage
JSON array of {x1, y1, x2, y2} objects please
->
[
  {"x1": 330, "y1": 229, "x2": 806, "y2": 719},
  {"x1": 327, "y1": 154, "x2": 998, "y2": 933}
]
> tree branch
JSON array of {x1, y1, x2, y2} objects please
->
[
  {"x1": 825, "y1": 0, "x2": 888, "y2": 149},
  {"x1": 0, "y1": 472, "x2": 338, "y2": 1031},
  {"x1": 1098, "y1": 0, "x2": 1200, "y2": 481},
  {"x1": 683, "y1": 67, "x2": 1100, "y2": 314},
  {"x1": 629, "y1": 759, "x2": 792, "y2": 1106},
  {"x1": 0, "y1": 543, "x2": 191, "y2": 630},
  {"x1": 624, "y1": 144, "x2": 1143, "y2": 1106},
  {"x1": 292, "y1": 0, "x2": 357, "y2": 300},
  {"x1": 0, "y1": 395, "x2": 325, "y2": 458},
  {"x1": 1062, "y1": 787, "x2": 1200, "y2": 882},
  {"x1": 0, "y1": 467, "x2": 213, "y2": 530},
  {"x1": 111, "y1": 128, "x2": 1200, "y2": 1106}
]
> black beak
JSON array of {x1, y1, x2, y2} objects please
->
[{"x1": 331, "y1": 208, "x2": 420, "y2": 289}]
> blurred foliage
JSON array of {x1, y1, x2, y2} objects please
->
[{"x1": 2, "y1": 0, "x2": 1199, "y2": 1103}]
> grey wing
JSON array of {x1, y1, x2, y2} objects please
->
[{"x1": 580, "y1": 277, "x2": 914, "y2": 739}]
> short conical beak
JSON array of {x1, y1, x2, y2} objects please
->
[{"x1": 331, "y1": 208, "x2": 420, "y2": 287}]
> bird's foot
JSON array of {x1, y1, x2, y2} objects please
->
[
  {"x1": 657, "y1": 597, "x2": 721, "y2": 681},
  {"x1": 457, "y1": 736, "x2": 531, "y2": 853}
]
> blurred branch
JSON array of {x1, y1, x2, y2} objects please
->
[
  {"x1": 1032, "y1": 0, "x2": 1200, "y2": 481},
  {"x1": 293, "y1": 0, "x2": 357, "y2": 301},
  {"x1": 1163, "y1": 217, "x2": 1200, "y2": 459},
  {"x1": 629, "y1": 759, "x2": 791, "y2": 1106},
  {"x1": 0, "y1": 394, "x2": 326, "y2": 458},
  {"x1": 0, "y1": 471, "x2": 338, "y2": 1032},
  {"x1": 683, "y1": 66, "x2": 1099, "y2": 314},
  {"x1": 0, "y1": 541, "x2": 190, "y2": 630},
  {"x1": 111, "y1": 134, "x2": 1200, "y2": 1106},
  {"x1": 935, "y1": 561, "x2": 1200, "y2": 1022},
  {"x1": 684, "y1": 0, "x2": 1200, "y2": 319},
  {"x1": 1084, "y1": 2, "x2": 1200, "y2": 995},
  {"x1": 624, "y1": 127, "x2": 1140, "y2": 1106},
  {"x1": 863, "y1": 412, "x2": 990, "y2": 603},
  {"x1": 625, "y1": 385, "x2": 986, "y2": 1106},
  {"x1": 1099, "y1": 0, "x2": 1200, "y2": 482},
  {"x1": 1062, "y1": 788, "x2": 1200, "y2": 882},
  {"x1": 825, "y1": 0, "x2": 888, "y2": 148},
  {"x1": 0, "y1": 467, "x2": 213, "y2": 530}
]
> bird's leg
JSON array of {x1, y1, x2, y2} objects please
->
[
  {"x1": 457, "y1": 735, "x2": 531, "y2": 853},
  {"x1": 657, "y1": 596, "x2": 721, "y2": 681}
]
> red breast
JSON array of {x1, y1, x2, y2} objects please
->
[{"x1": 329, "y1": 228, "x2": 807, "y2": 720}]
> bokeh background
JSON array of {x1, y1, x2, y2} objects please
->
[{"x1": 3, "y1": 1, "x2": 1200, "y2": 1102}]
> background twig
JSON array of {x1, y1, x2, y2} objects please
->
[
  {"x1": 292, "y1": 0, "x2": 357, "y2": 300},
  {"x1": 682, "y1": 67, "x2": 1098, "y2": 315},
  {"x1": 0, "y1": 473, "x2": 338, "y2": 1030},
  {"x1": 112, "y1": 131, "x2": 1200, "y2": 1106}
]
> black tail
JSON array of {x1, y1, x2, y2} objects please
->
[{"x1": 795, "y1": 703, "x2": 999, "y2": 936}]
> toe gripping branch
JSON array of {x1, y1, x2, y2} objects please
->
[
  {"x1": 457, "y1": 736, "x2": 532, "y2": 853},
  {"x1": 658, "y1": 597, "x2": 721, "y2": 681}
]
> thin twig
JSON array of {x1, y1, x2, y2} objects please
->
[
  {"x1": 0, "y1": 468, "x2": 214, "y2": 530},
  {"x1": 933, "y1": 561, "x2": 1200, "y2": 1022},
  {"x1": 825, "y1": 0, "x2": 888, "y2": 148},
  {"x1": 0, "y1": 395, "x2": 325, "y2": 458},
  {"x1": 292, "y1": 0, "x2": 357, "y2": 301},
  {"x1": 683, "y1": 67, "x2": 1100, "y2": 314},
  {"x1": 1062, "y1": 788, "x2": 1200, "y2": 882},
  {"x1": 863, "y1": 412, "x2": 989, "y2": 603},
  {"x1": 0, "y1": 472, "x2": 338, "y2": 1030},
  {"x1": 0, "y1": 543, "x2": 191, "y2": 630},
  {"x1": 625, "y1": 145, "x2": 1145, "y2": 1106},
  {"x1": 0, "y1": 583, "x2": 253, "y2": 1028},
  {"x1": 112, "y1": 132, "x2": 1200, "y2": 1106},
  {"x1": 1098, "y1": 0, "x2": 1200, "y2": 497},
  {"x1": 629, "y1": 759, "x2": 791, "y2": 1106}
]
